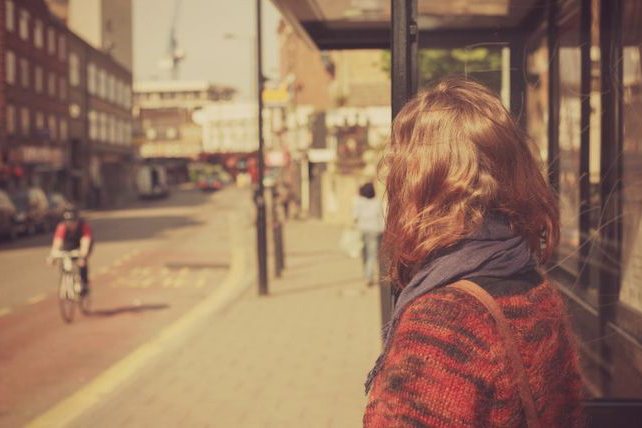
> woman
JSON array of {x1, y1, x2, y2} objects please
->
[
  {"x1": 353, "y1": 182, "x2": 385, "y2": 286},
  {"x1": 363, "y1": 78, "x2": 583, "y2": 427}
]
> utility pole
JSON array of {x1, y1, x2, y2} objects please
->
[{"x1": 255, "y1": 0, "x2": 269, "y2": 295}]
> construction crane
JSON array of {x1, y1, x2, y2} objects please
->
[{"x1": 159, "y1": 0, "x2": 185, "y2": 80}]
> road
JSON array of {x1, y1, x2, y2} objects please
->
[{"x1": 0, "y1": 186, "x2": 251, "y2": 427}]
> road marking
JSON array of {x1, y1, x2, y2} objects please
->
[
  {"x1": 0, "y1": 307, "x2": 11, "y2": 317},
  {"x1": 27, "y1": 223, "x2": 254, "y2": 428},
  {"x1": 26, "y1": 294, "x2": 46, "y2": 305}
]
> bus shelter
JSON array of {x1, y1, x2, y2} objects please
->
[{"x1": 271, "y1": 0, "x2": 642, "y2": 424}]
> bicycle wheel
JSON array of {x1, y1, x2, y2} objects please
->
[
  {"x1": 79, "y1": 289, "x2": 92, "y2": 316},
  {"x1": 58, "y1": 272, "x2": 76, "y2": 323}
]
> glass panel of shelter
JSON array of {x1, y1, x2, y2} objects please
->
[{"x1": 408, "y1": 0, "x2": 642, "y2": 399}]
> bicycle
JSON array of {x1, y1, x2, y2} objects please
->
[{"x1": 50, "y1": 250, "x2": 91, "y2": 323}]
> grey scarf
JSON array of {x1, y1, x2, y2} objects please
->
[{"x1": 364, "y1": 215, "x2": 536, "y2": 393}]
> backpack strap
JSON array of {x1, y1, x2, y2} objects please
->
[{"x1": 450, "y1": 280, "x2": 541, "y2": 428}]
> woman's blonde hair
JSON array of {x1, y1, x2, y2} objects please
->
[{"x1": 382, "y1": 77, "x2": 559, "y2": 287}]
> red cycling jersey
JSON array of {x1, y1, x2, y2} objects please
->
[{"x1": 54, "y1": 221, "x2": 92, "y2": 240}]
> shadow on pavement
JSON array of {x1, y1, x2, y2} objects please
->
[
  {"x1": 165, "y1": 261, "x2": 230, "y2": 270},
  {"x1": 0, "y1": 188, "x2": 216, "y2": 251},
  {"x1": 87, "y1": 303, "x2": 170, "y2": 317},
  {"x1": 90, "y1": 216, "x2": 203, "y2": 242},
  {"x1": 268, "y1": 276, "x2": 365, "y2": 298}
]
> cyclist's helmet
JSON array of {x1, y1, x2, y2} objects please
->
[{"x1": 62, "y1": 206, "x2": 80, "y2": 222}]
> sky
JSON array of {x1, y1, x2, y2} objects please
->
[{"x1": 133, "y1": 0, "x2": 282, "y2": 99}]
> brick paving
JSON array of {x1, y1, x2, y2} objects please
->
[{"x1": 70, "y1": 219, "x2": 382, "y2": 428}]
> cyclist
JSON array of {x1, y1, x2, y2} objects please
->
[{"x1": 49, "y1": 207, "x2": 93, "y2": 295}]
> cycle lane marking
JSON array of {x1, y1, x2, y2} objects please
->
[
  {"x1": 27, "y1": 245, "x2": 252, "y2": 427},
  {"x1": 26, "y1": 294, "x2": 46, "y2": 305}
]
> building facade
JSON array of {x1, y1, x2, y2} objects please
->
[
  {"x1": 1, "y1": 0, "x2": 70, "y2": 193},
  {"x1": 133, "y1": 81, "x2": 235, "y2": 183},
  {"x1": 0, "y1": 0, "x2": 134, "y2": 207},
  {"x1": 46, "y1": 0, "x2": 132, "y2": 71}
]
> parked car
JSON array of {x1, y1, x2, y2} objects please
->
[
  {"x1": 0, "y1": 190, "x2": 18, "y2": 241},
  {"x1": 47, "y1": 192, "x2": 71, "y2": 227},
  {"x1": 10, "y1": 188, "x2": 50, "y2": 235},
  {"x1": 136, "y1": 165, "x2": 169, "y2": 199}
]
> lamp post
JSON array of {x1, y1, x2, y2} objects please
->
[
  {"x1": 223, "y1": 1, "x2": 268, "y2": 295},
  {"x1": 254, "y1": 0, "x2": 269, "y2": 295}
]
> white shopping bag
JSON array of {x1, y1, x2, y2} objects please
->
[{"x1": 339, "y1": 228, "x2": 363, "y2": 259}]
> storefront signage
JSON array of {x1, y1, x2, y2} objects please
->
[{"x1": 9, "y1": 146, "x2": 64, "y2": 166}]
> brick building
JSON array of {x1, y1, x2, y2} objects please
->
[
  {"x1": 0, "y1": 0, "x2": 134, "y2": 207},
  {"x1": 67, "y1": 29, "x2": 133, "y2": 208},
  {"x1": 1, "y1": 0, "x2": 70, "y2": 192}
]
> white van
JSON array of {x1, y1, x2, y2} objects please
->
[{"x1": 136, "y1": 165, "x2": 169, "y2": 199}]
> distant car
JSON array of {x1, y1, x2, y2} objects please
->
[
  {"x1": 197, "y1": 175, "x2": 224, "y2": 192},
  {"x1": 0, "y1": 190, "x2": 19, "y2": 241},
  {"x1": 47, "y1": 192, "x2": 71, "y2": 227},
  {"x1": 10, "y1": 188, "x2": 50, "y2": 235}
]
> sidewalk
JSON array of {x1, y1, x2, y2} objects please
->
[{"x1": 68, "y1": 219, "x2": 382, "y2": 427}]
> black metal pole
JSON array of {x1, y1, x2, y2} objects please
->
[
  {"x1": 381, "y1": 0, "x2": 418, "y2": 326},
  {"x1": 256, "y1": 0, "x2": 269, "y2": 295},
  {"x1": 547, "y1": 0, "x2": 560, "y2": 196},
  {"x1": 598, "y1": 0, "x2": 623, "y2": 395},
  {"x1": 579, "y1": 0, "x2": 591, "y2": 285}
]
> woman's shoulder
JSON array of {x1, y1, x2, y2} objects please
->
[{"x1": 399, "y1": 273, "x2": 561, "y2": 328}]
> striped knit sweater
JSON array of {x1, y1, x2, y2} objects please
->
[{"x1": 364, "y1": 272, "x2": 583, "y2": 427}]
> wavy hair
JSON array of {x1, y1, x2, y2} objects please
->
[{"x1": 382, "y1": 77, "x2": 559, "y2": 288}]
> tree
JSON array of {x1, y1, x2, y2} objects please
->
[{"x1": 381, "y1": 47, "x2": 503, "y2": 93}]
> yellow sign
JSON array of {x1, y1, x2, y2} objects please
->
[{"x1": 262, "y1": 86, "x2": 289, "y2": 106}]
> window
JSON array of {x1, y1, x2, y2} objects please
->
[
  {"x1": 6, "y1": 105, "x2": 16, "y2": 136},
  {"x1": 526, "y1": 35, "x2": 549, "y2": 173},
  {"x1": 35, "y1": 66, "x2": 43, "y2": 93},
  {"x1": 5, "y1": 51, "x2": 16, "y2": 84},
  {"x1": 69, "y1": 53, "x2": 80, "y2": 86},
  {"x1": 19, "y1": 58, "x2": 29, "y2": 88},
  {"x1": 98, "y1": 69, "x2": 106, "y2": 98},
  {"x1": 34, "y1": 19, "x2": 43, "y2": 48},
  {"x1": 48, "y1": 27, "x2": 56, "y2": 55},
  {"x1": 20, "y1": 107, "x2": 30, "y2": 136},
  {"x1": 59, "y1": 119, "x2": 68, "y2": 142},
  {"x1": 58, "y1": 34, "x2": 66, "y2": 60},
  {"x1": 6, "y1": 1, "x2": 14, "y2": 32},
  {"x1": 124, "y1": 85, "x2": 132, "y2": 108},
  {"x1": 87, "y1": 63, "x2": 96, "y2": 94},
  {"x1": 19, "y1": 9, "x2": 29, "y2": 40},
  {"x1": 48, "y1": 72, "x2": 56, "y2": 97},
  {"x1": 108, "y1": 75, "x2": 115, "y2": 102},
  {"x1": 35, "y1": 111, "x2": 45, "y2": 131},
  {"x1": 59, "y1": 77, "x2": 66, "y2": 100},
  {"x1": 98, "y1": 112, "x2": 105, "y2": 141},
  {"x1": 109, "y1": 115, "x2": 116, "y2": 143},
  {"x1": 48, "y1": 115, "x2": 57, "y2": 141},
  {"x1": 125, "y1": 122, "x2": 131, "y2": 145},
  {"x1": 89, "y1": 111, "x2": 97, "y2": 140},
  {"x1": 558, "y1": 7, "x2": 582, "y2": 274},
  {"x1": 621, "y1": 0, "x2": 642, "y2": 315}
]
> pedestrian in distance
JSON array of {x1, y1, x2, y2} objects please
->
[
  {"x1": 353, "y1": 182, "x2": 384, "y2": 286},
  {"x1": 364, "y1": 78, "x2": 583, "y2": 427}
]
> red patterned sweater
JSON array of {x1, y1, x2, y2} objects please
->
[{"x1": 364, "y1": 272, "x2": 583, "y2": 427}]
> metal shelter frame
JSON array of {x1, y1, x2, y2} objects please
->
[{"x1": 269, "y1": 0, "x2": 642, "y2": 423}]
